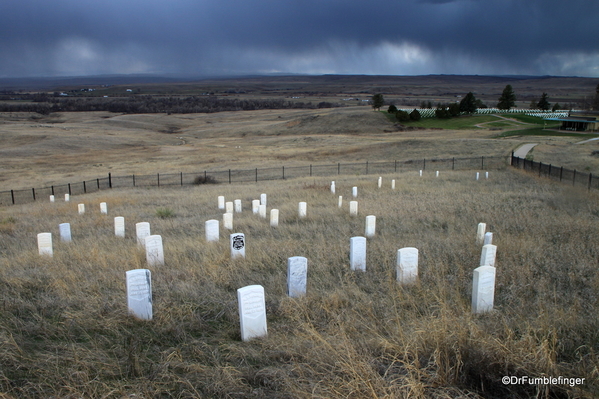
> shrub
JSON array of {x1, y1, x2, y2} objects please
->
[
  {"x1": 435, "y1": 107, "x2": 450, "y2": 119},
  {"x1": 395, "y1": 110, "x2": 410, "y2": 122},
  {"x1": 194, "y1": 175, "x2": 218, "y2": 184},
  {"x1": 155, "y1": 207, "x2": 175, "y2": 218}
]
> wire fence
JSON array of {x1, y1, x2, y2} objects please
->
[
  {"x1": 0, "y1": 156, "x2": 507, "y2": 206},
  {"x1": 510, "y1": 154, "x2": 599, "y2": 191}
]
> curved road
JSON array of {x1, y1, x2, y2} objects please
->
[{"x1": 513, "y1": 143, "x2": 538, "y2": 158}]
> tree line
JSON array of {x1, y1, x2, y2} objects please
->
[
  {"x1": 0, "y1": 95, "x2": 341, "y2": 115},
  {"x1": 374, "y1": 83, "x2": 599, "y2": 122}
]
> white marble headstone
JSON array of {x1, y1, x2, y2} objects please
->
[
  {"x1": 391, "y1": 179, "x2": 396, "y2": 190},
  {"x1": 65, "y1": 193, "x2": 70, "y2": 202},
  {"x1": 377, "y1": 177, "x2": 382, "y2": 188},
  {"x1": 480, "y1": 244, "x2": 497, "y2": 267},
  {"x1": 230, "y1": 233, "x2": 246, "y2": 259},
  {"x1": 365, "y1": 215, "x2": 376, "y2": 238},
  {"x1": 231, "y1": 199, "x2": 240, "y2": 213},
  {"x1": 205, "y1": 219, "x2": 219, "y2": 242},
  {"x1": 259, "y1": 204, "x2": 267, "y2": 219},
  {"x1": 126, "y1": 269, "x2": 153, "y2": 320},
  {"x1": 145, "y1": 235, "x2": 164, "y2": 266},
  {"x1": 49, "y1": 195, "x2": 55, "y2": 203},
  {"x1": 472, "y1": 265, "x2": 496, "y2": 314},
  {"x1": 476, "y1": 223, "x2": 486, "y2": 244},
  {"x1": 78, "y1": 203, "x2": 85, "y2": 215},
  {"x1": 223, "y1": 212, "x2": 233, "y2": 230},
  {"x1": 114, "y1": 216, "x2": 125, "y2": 237},
  {"x1": 298, "y1": 202, "x2": 307, "y2": 218},
  {"x1": 237, "y1": 285, "x2": 267, "y2": 341},
  {"x1": 100, "y1": 202, "x2": 108, "y2": 215},
  {"x1": 349, "y1": 201, "x2": 358, "y2": 216},
  {"x1": 287, "y1": 256, "x2": 308, "y2": 298},
  {"x1": 218, "y1": 196, "x2": 225, "y2": 210},
  {"x1": 260, "y1": 193, "x2": 267, "y2": 206},
  {"x1": 396, "y1": 247, "x2": 418, "y2": 284},
  {"x1": 338, "y1": 195, "x2": 343, "y2": 208},
  {"x1": 352, "y1": 186, "x2": 358, "y2": 198},
  {"x1": 252, "y1": 199, "x2": 260, "y2": 214},
  {"x1": 59, "y1": 223, "x2": 72, "y2": 242},
  {"x1": 330, "y1": 181, "x2": 335, "y2": 194},
  {"x1": 136, "y1": 222, "x2": 151, "y2": 247},
  {"x1": 270, "y1": 209, "x2": 279, "y2": 227},
  {"x1": 436, "y1": 171, "x2": 439, "y2": 177},
  {"x1": 350, "y1": 236, "x2": 366, "y2": 271},
  {"x1": 476, "y1": 172, "x2": 480, "y2": 181},
  {"x1": 483, "y1": 232, "x2": 493, "y2": 246},
  {"x1": 419, "y1": 170, "x2": 422, "y2": 177},
  {"x1": 37, "y1": 232, "x2": 53, "y2": 256},
  {"x1": 225, "y1": 201, "x2": 234, "y2": 214}
]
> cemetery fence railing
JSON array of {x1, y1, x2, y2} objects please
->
[
  {"x1": 0, "y1": 155, "x2": 506, "y2": 206},
  {"x1": 510, "y1": 153, "x2": 599, "y2": 191}
]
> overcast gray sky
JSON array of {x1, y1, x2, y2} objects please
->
[{"x1": 1, "y1": 0, "x2": 598, "y2": 78}]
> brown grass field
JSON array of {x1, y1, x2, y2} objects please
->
[
  {"x1": 1, "y1": 75, "x2": 599, "y2": 398},
  {"x1": 1, "y1": 105, "x2": 599, "y2": 193},
  {"x1": 0, "y1": 170, "x2": 598, "y2": 398}
]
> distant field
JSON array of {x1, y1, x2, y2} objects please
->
[
  {"x1": 0, "y1": 107, "x2": 520, "y2": 191},
  {"x1": 1, "y1": 106, "x2": 599, "y2": 193},
  {"x1": 2, "y1": 74, "x2": 596, "y2": 110}
]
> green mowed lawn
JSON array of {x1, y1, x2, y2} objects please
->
[{"x1": 381, "y1": 111, "x2": 582, "y2": 134}]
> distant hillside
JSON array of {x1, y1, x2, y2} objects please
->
[{"x1": 1, "y1": 74, "x2": 596, "y2": 111}]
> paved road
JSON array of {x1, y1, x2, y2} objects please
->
[
  {"x1": 576, "y1": 137, "x2": 599, "y2": 144},
  {"x1": 513, "y1": 143, "x2": 538, "y2": 158}
]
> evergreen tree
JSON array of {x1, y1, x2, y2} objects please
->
[
  {"x1": 448, "y1": 102, "x2": 461, "y2": 117},
  {"x1": 459, "y1": 92, "x2": 477, "y2": 114},
  {"x1": 537, "y1": 93, "x2": 550, "y2": 111},
  {"x1": 409, "y1": 109, "x2": 421, "y2": 121},
  {"x1": 497, "y1": 84, "x2": 516, "y2": 110},
  {"x1": 371, "y1": 94, "x2": 384, "y2": 111},
  {"x1": 387, "y1": 104, "x2": 398, "y2": 114}
]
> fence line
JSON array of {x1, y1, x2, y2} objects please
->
[
  {"x1": 0, "y1": 156, "x2": 506, "y2": 206},
  {"x1": 510, "y1": 153, "x2": 599, "y2": 191}
]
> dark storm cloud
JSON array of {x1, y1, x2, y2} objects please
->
[{"x1": 1, "y1": 0, "x2": 598, "y2": 77}]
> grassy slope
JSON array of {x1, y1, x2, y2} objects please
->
[
  {"x1": 1, "y1": 170, "x2": 598, "y2": 398},
  {"x1": 0, "y1": 108, "x2": 521, "y2": 191}
]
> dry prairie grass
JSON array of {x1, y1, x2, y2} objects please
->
[
  {"x1": 0, "y1": 169, "x2": 598, "y2": 398},
  {"x1": 0, "y1": 108, "x2": 526, "y2": 191}
]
